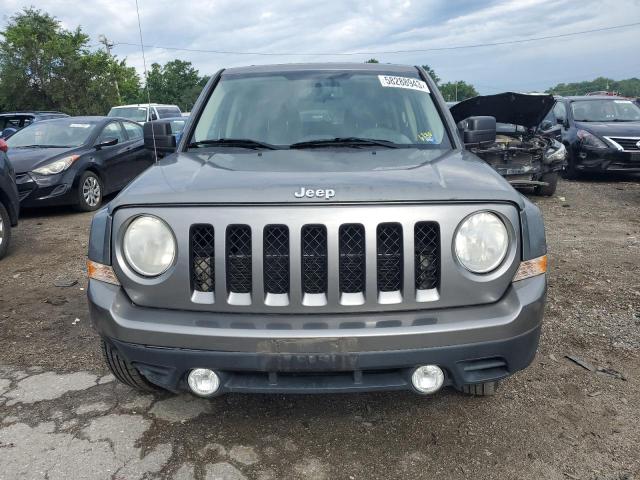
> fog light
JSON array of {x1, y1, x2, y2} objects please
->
[
  {"x1": 411, "y1": 365, "x2": 444, "y2": 394},
  {"x1": 187, "y1": 368, "x2": 220, "y2": 396}
]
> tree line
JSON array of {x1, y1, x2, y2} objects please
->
[
  {"x1": 546, "y1": 77, "x2": 640, "y2": 98},
  {"x1": 0, "y1": 8, "x2": 208, "y2": 115},
  {"x1": 2, "y1": 9, "x2": 638, "y2": 116}
]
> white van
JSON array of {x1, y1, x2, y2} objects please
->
[{"x1": 107, "y1": 104, "x2": 182, "y2": 124}]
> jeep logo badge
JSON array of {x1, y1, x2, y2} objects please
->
[{"x1": 294, "y1": 187, "x2": 336, "y2": 200}]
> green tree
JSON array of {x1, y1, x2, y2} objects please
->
[
  {"x1": 0, "y1": 8, "x2": 141, "y2": 114},
  {"x1": 421, "y1": 65, "x2": 440, "y2": 85},
  {"x1": 145, "y1": 60, "x2": 207, "y2": 111},
  {"x1": 365, "y1": 58, "x2": 379, "y2": 63},
  {"x1": 439, "y1": 81, "x2": 478, "y2": 102},
  {"x1": 113, "y1": 60, "x2": 142, "y2": 104},
  {"x1": 546, "y1": 77, "x2": 640, "y2": 97}
]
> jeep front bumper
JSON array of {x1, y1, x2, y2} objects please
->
[{"x1": 89, "y1": 275, "x2": 545, "y2": 394}]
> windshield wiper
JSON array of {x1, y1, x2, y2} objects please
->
[
  {"x1": 289, "y1": 137, "x2": 403, "y2": 149},
  {"x1": 188, "y1": 138, "x2": 278, "y2": 150}
]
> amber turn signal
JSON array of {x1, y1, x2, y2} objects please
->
[
  {"x1": 513, "y1": 255, "x2": 547, "y2": 282},
  {"x1": 87, "y1": 260, "x2": 120, "y2": 286}
]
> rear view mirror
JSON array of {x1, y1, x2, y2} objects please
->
[
  {"x1": 144, "y1": 120, "x2": 177, "y2": 153},
  {"x1": 459, "y1": 116, "x2": 496, "y2": 145}
]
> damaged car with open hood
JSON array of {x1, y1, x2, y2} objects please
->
[{"x1": 450, "y1": 92, "x2": 567, "y2": 196}]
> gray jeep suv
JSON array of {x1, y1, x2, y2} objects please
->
[{"x1": 87, "y1": 63, "x2": 547, "y2": 398}]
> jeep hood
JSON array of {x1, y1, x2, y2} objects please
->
[
  {"x1": 109, "y1": 148, "x2": 525, "y2": 210},
  {"x1": 450, "y1": 92, "x2": 555, "y2": 129}
]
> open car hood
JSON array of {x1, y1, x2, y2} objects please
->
[{"x1": 450, "y1": 92, "x2": 555, "y2": 129}]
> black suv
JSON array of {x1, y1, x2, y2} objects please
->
[
  {"x1": 0, "y1": 138, "x2": 19, "y2": 259},
  {"x1": 0, "y1": 111, "x2": 69, "y2": 139},
  {"x1": 546, "y1": 96, "x2": 640, "y2": 176}
]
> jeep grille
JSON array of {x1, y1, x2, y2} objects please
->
[{"x1": 189, "y1": 220, "x2": 440, "y2": 308}]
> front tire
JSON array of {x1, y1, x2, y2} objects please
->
[
  {"x1": 561, "y1": 149, "x2": 580, "y2": 180},
  {"x1": 0, "y1": 202, "x2": 11, "y2": 260},
  {"x1": 534, "y1": 172, "x2": 558, "y2": 196},
  {"x1": 459, "y1": 381, "x2": 499, "y2": 396},
  {"x1": 76, "y1": 171, "x2": 103, "y2": 212},
  {"x1": 102, "y1": 340, "x2": 160, "y2": 393}
]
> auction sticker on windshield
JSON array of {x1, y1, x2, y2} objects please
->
[{"x1": 378, "y1": 75, "x2": 429, "y2": 93}]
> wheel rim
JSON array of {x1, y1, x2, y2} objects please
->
[
  {"x1": 0, "y1": 215, "x2": 4, "y2": 247},
  {"x1": 82, "y1": 176, "x2": 101, "y2": 207}
]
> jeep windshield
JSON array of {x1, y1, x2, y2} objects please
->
[
  {"x1": 571, "y1": 99, "x2": 640, "y2": 122},
  {"x1": 190, "y1": 70, "x2": 451, "y2": 150}
]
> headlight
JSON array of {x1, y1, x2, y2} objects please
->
[
  {"x1": 32, "y1": 155, "x2": 80, "y2": 175},
  {"x1": 545, "y1": 142, "x2": 566, "y2": 162},
  {"x1": 123, "y1": 216, "x2": 176, "y2": 277},
  {"x1": 455, "y1": 212, "x2": 509, "y2": 273},
  {"x1": 576, "y1": 129, "x2": 607, "y2": 149}
]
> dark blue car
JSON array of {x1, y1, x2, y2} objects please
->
[{"x1": 0, "y1": 138, "x2": 19, "y2": 259}]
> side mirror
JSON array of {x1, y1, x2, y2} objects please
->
[
  {"x1": 143, "y1": 120, "x2": 176, "y2": 153},
  {"x1": 556, "y1": 117, "x2": 566, "y2": 126},
  {"x1": 95, "y1": 137, "x2": 118, "y2": 149},
  {"x1": 1, "y1": 128, "x2": 17, "y2": 139},
  {"x1": 459, "y1": 116, "x2": 496, "y2": 145}
]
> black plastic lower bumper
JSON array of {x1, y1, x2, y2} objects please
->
[
  {"x1": 15, "y1": 172, "x2": 75, "y2": 207},
  {"x1": 107, "y1": 324, "x2": 541, "y2": 395},
  {"x1": 576, "y1": 147, "x2": 640, "y2": 172}
]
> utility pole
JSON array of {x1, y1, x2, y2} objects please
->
[{"x1": 98, "y1": 34, "x2": 121, "y2": 103}]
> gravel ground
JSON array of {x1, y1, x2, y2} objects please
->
[{"x1": 1, "y1": 176, "x2": 639, "y2": 480}]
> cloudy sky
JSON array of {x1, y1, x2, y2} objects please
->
[{"x1": 2, "y1": 0, "x2": 639, "y2": 93}]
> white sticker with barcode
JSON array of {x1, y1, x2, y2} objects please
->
[{"x1": 378, "y1": 75, "x2": 429, "y2": 92}]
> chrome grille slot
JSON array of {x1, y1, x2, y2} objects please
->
[
  {"x1": 414, "y1": 222, "x2": 440, "y2": 291},
  {"x1": 301, "y1": 225, "x2": 328, "y2": 306},
  {"x1": 339, "y1": 224, "x2": 366, "y2": 305},
  {"x1": 339, "y1": 224, "x2": 365, "y2": 293},
  {"x1": 226, "y1": 225, "x2": 252, "y2": 303},
  {"x1": 263, "y1": 225, "x2": 290, "y2": 299},
  {"x1": 190, "y1": 224, "x2": 215, "y2": 293},
  {"x1": 376, "y1": 223, "x2": 403, "y2": 304}
]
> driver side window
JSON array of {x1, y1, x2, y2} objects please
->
[
  {"x1": 553, "y1": 102, "x2": 567, "y2": 123},
  {"x1": 97, "y1": 122, "x2": 126, "y2": 145}
]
